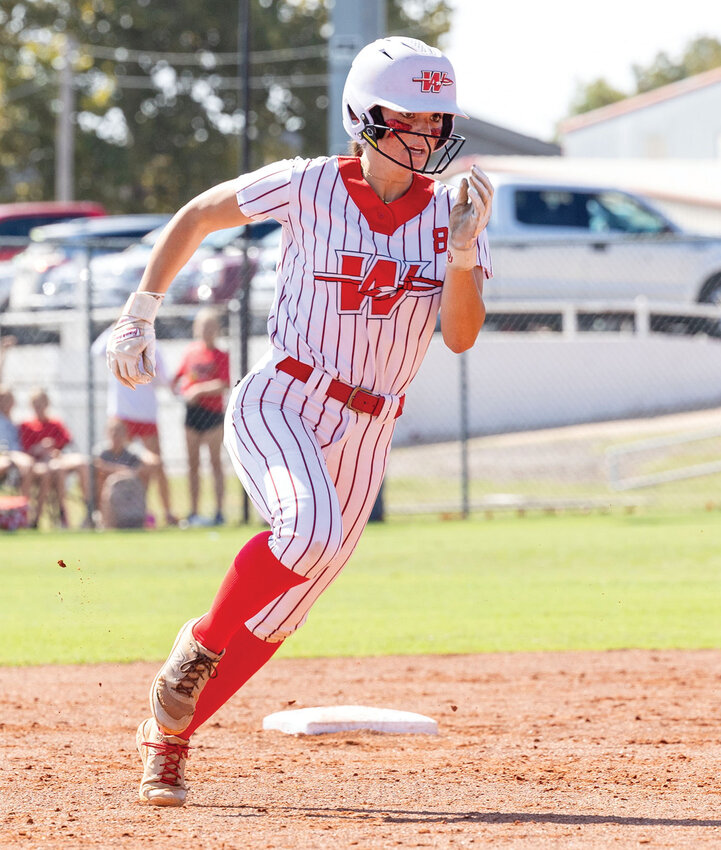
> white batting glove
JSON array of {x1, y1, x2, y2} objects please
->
[
  {"x1": 447, "y1": 165, "x2": 494, "y2": 270},
  {"x1": 106, "y1": 291, "x2": 164, "y2": 389}
]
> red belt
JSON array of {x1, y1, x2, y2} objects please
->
[{"x1": 276, "y1": 357, "x2": 404, "y2": 418}]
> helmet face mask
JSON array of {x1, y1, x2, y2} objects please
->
[
  {"x1": 342, "y1": 36, "x2": 467, "y2": 176},
  {"x1": 359, "y1": 107, "x2": 466, "y2": 176}
]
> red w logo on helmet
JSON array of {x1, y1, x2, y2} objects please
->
[{"x1": 412, "y1": 70, "x2": 453, "y2": 93}]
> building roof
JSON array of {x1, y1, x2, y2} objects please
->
[
  {"x1": 559, "y1": 65, "x2": 721, "y2": 135},
  {"x1": 461, "y1": 115, "x2": 561, "y2": 156}
]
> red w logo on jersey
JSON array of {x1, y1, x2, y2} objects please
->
[
  {"x1": 315, "y1": 252, "x2": 442, "y2": 318},
  {"x1": 411, "y1": 70, "x2": 453, "y2": 93}
]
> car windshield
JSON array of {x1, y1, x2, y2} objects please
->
[{"x1": 590, "y1": 191, "x2": 670, "y2": 234}]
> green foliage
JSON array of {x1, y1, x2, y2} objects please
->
[
  {"x1": 634, "y1": 35, "x2": 721, "y2": 93},
  {"x1": 0, "y1": 1, "x2": 451, "y2": 210},
  {"x1": 568, "y1": 77, "x2": 626, "y2": 116},
  {"x1": 567, "y1": 34, "x2": 721, "y2": 118},
  {"x1": 2, "y1": 510, "x2": 721, "y2": 666}
]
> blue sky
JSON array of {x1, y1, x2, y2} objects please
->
[{"x1": 443, "y1": 0, "x2": 719, "y2": 140}]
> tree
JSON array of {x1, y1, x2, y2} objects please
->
[
  {"x1": 634, "y1": 35, "x2": 721, "y2": 92},
  {"x1": 566, "y1": 35, "x2": 721, "y2": 118},
  {"x1": 568, "y1": 78, "x2": 626, "y2": 116},
  {"x1": 0, "y1": 0, "x2": 451, "y2": 210}
]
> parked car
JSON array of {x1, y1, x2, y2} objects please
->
[
  {"x1": 0, "y1": 201, "x2": 106, "y2": 261},
  {"x1": 8, "y1": 214, "x2": 170, "y2": 311},
  {"x1": 87, "y1": 219, "x2": 280, "y2": 309},
  {"x1": 446, "y1": 169, "x2": 721, "y2": 331},
  {"x1": 0, "y1": 261, "x2": 14, "y2": 311},
  {"x1": 246, "y1": 225, "x2": 283, "y2": 331}
]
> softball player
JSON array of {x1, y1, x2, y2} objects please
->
[{"x1": 107, "y1": 35, "x2": 493, "y2": 807}]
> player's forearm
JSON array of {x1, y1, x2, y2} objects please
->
[
  {"x1": 137, "y1": 212, "x2": 207, "y2": 296},
  {"x1": 138, "y1": 180, "x2": 252, "y2": 297},
  {"x1": 440, "y1": 266, "x2": 485, "y2": 353}
]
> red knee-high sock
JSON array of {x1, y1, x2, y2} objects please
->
[
  {"x1": 192, "y1": 531, "x2": 307, "y2": 653},
  {"x1": 183, "y1": 625, "x2": 282, "y2": 738}
]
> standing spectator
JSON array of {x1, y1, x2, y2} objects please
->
[
  {"x1": 92, "y1": 326, "x2": 177, "y2": 526},
  {"x1": 19, "y1": 388, "x2": 92, "y2": 528},
  {"x1": 172, "y1": 309, "x2": 230, "y2": 526}
]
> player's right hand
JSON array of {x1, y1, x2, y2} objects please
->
[
  {"x1": 106, "y1": 291, "x2": 163, "y2": 389},
  {"x1": 107, "y1": 316, "x2": 157, "y2": 389}
]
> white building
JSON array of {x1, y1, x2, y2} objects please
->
[{"x1": 558, "y1": 66, "x2": 721, "y2": 160}]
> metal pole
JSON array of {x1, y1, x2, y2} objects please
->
[
  {"x1": 237, "y1": 0, "x2": 252, "y2": 523},
  {"x1": 84, "y1": 246, "x2": 97, "y2": 523},
  {"x1": 329, "y1": 0, "x2": 388, "y2": 515},
  {"x1": 328, "y1": 0, "x2": 387, "y2": 155},
  {"x1": 227, "y1": 299, "x2": 242, "y2": 387},
  {"x1": 237, "y1": 0, "x2": 252, "y2": 177},
  {"x1": 56, "y1": 36, "x2": 75, "y2": 201},
  {"x1": 459, "y1": 351, "x2": 470, "y2": 518}
]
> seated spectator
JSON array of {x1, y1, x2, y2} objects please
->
[
  {"x1": 95, "y1": 417, "x2": 160, "y2": 498},
  {"x1": 19, "y1": 388, "x2": 91, "y2": 528},
  {"x1": 94, "y1": 418, "x2": 161, "y2": 529},
  {"x1": 0, "y1": 335, "x2": 17, "y2": 382},
  {"x1": 0, "y1": 384, "x2": 48, "y2": 528}
]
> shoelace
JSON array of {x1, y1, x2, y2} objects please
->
[
  {"x1": 143, "y1": 740, "x2": 190, "y2": 786},
  {"x1": 174, "y1": 653, "x2": 220, "y2": 697}
]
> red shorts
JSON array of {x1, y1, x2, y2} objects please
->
[{"x1": 118, "y1": 419, "x2": 158, "y2": 440}]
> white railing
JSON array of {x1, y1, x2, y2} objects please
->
[
  {"x1": 482, "y1": 297, "x2": 721, "y2": 339},
  {"x1": 606, "y1": 428, "x2": 721, "y2": 491}
]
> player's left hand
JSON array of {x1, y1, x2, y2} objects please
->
[{"x1": 449, "y1": 164, "x2": 493, "y2": 252}]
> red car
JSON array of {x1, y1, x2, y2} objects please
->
[{"x1": 0, "y1": 201, "x2": 106, "y2": 261}]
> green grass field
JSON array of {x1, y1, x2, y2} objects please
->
[{"x1": 3, "y1": 509, "x2": 721, "y2": 666}]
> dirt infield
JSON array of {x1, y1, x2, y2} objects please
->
[{"x1": 2, "y1": 650, "x2": 721, "y2": 848}]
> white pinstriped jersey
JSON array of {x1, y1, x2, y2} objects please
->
[
  {"x1": 235, "y1": 155, "x2": 492, "y2": 397},
  {"x1": 227, "y1": 154, "x2": 492, "y2": 641}
]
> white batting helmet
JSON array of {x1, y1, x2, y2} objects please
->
[{"x1": 342, "y1": 36, "x2": 468, "y2": 174}]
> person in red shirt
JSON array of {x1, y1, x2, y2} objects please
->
[
  {"x1": 19, "y1": 388, "x2": 91, "y2": 528},
  {"x1": 172, "y1": 309, "x2": 230, "y2": 526}
]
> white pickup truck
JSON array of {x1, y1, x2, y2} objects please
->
[{"x1": 449, "y1": 171, "x2": 721, "y2": 330}]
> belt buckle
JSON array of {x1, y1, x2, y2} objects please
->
[{"x1": 346, "y1": 385, "x2": 375, "y2": 414}]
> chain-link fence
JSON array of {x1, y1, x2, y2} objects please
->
[{"x1": 2, "y1": 230, "x2": 721, "y2": 530}]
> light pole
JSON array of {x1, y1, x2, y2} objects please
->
[
  {"x1": 56, "y1": 36, "x2": 75, "y2": 201},
  {"x1": 327, "y1": 0, "x2": 386, "y2": 155}
]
